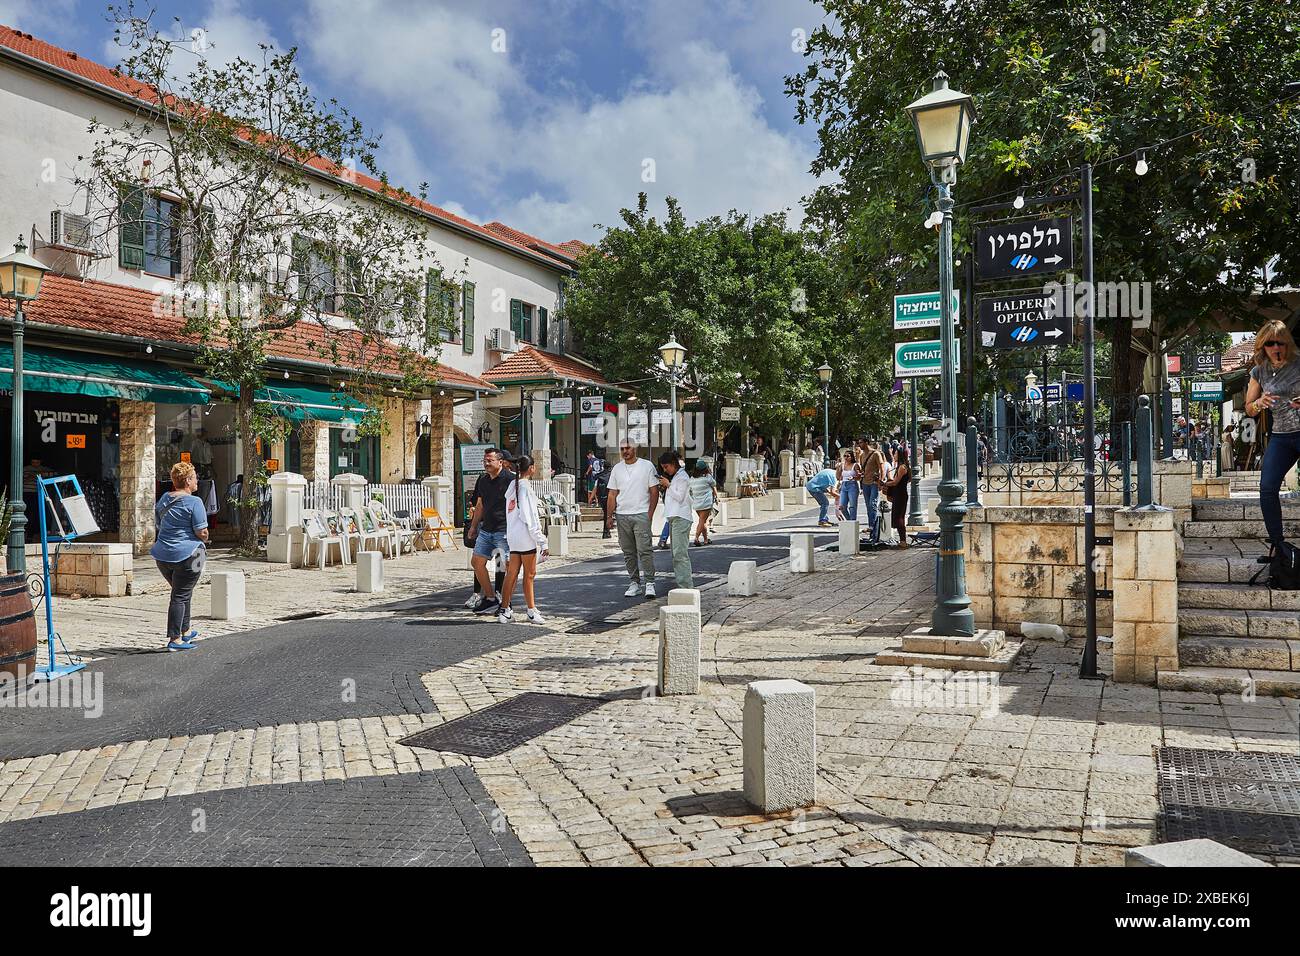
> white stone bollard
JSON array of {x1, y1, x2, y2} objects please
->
[
  {"x1": 667, "y1": 588, "x2": 700, "y2": 612},
  {"x1": 547, "y1": 524, "x2": 570, "y2": 556},
  {"x1": 356, "y1": 551, "x2": 384, "y2": 593},
  {"x1": 743, "y1": 679, "x2": 816, "y2": 813},
  {"x1": 838, "y1": 520, "x2": 859, "y2": 556},
  {"x1": 790, "y1": 532, "x2": 815, "y2": 573},
  {"x1": 464, "y1": 545, "x2": 477, "y2": 570},
  {"x1": 737, "y1": 499, "x2": 756, "y2": 520},
  {"x1": 211, "y1": 571, "x2": 246, "y2": 620},
  {"x1": 797, "y1": 487, "x2": 810, "y2": 506},
  {"x1": 658, "y1": 605, "x2": 701, "y2": 695},
  {"x1": 728, "y1": 560, "x2": 759, "y2": 597},
  {"x1": 765, "y1": 491, "x2": 786, "y2": 512},
  {"x1": 713, "y1": 499, "x2": 729, "y2": 527}
]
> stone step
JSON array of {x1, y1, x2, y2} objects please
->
[
  {"x1": 873, "y1": 640, "x2": 1023, "y2": 673},
  {"x1": 1178, "y1": 581, "x2": 1300, "y2": 612},
  {"x1": 1157, "y1": 666, "x2": 1300, "y2": 698},
  {"x1": 1179, "y1": 635, "x2": 1298, "y2": 671},
  {"x1": 1181, "y1": 518, "x2": 1300, "y2": 538},
  {"x1": 1190, "y1": 499, "x2": 1300, "y2": 522},
  {"x1": 1177, "y1": 554, "x2": 1261, "y2": 585},
  {"x1": 1179, "y1": 606, "x2": 1300, "y2": 639}
]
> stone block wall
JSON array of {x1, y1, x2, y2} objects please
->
[
  {"x1": 28, "y1": 542, "x2": 134, "y2": 597},
  {"x1": 967, "y1": 505, "x2": 1114, "y2": 638},
  {"x1": 379, "y1": 397, "x2": 419, "y2": 483},
  {"x1": 981, "y1": 460, "x2": 1193, "y2": 525},
  {"x1": 427, "y1": 394, "x2": 454, "y2": 478},
  {"x1": 1111, "y1": 507, "x2": 1180, "y2": 683},
  {"x1": 117, "y1": 400, "x2": 156, "y2": 555},
  {"x1": 298, "y1": 423, "x2": 330, "y2": 482},
  {"x1": 1192, "y1": 476, "x2": 1230, "y2": 499}
]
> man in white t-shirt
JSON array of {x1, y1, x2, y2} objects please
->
[{"x1": 605, "y1": 438, "x2": 661, "y2": 598}]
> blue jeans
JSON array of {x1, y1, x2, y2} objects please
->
[
  {"x1": 1260, "y1": 431, "x2": 1300, "y2": 546},
  {"x1": 863, "y1": 483, "x2": 880, "y2": 541},
  {"x1": 809, "y1": 487, "x2": 831, "y2": 523},
  {"x1": 839, "y1": 480, "x2": 859, "y2": 520}
]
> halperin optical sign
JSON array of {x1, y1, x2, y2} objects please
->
[
  {"x1": 894, "y1": 340, "x2": 960, "y2": 378},
  {"x1": 978, "y1": 291, "x2": 1073, "y2": 349}
]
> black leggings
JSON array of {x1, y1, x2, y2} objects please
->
[
  {"x1": 1260, "y1": 431, "x2": 1300, "y2": 546},
  {"x1": 157, "y1": 549, "x2": 205, "y2": 640}
]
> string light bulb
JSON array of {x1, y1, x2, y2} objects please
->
[
  {"x1": 145, "y1": 344, "x2": 153, "y2": 353},
  {"x1": 1135, "y1": 151, "x2": 1149, "y2": 176},
  {"x1": 283, "y1": 370, "x2": 289, "y2": 379},
  {"x1": 1013, "y1": 190, "x2": 1025, "y2": 209}
]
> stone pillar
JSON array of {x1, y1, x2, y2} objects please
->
[
  {"x1": 546, "y1": 524, "x2": 569, "y2": 556},
  {"x1": 743, "y1": 679, "x2": 816, "y2": 813},
  {"x1": 790, "y1": 532, "x2": 815, "y2": 573},
  {"x1": 765, "y1": 490, "x2": 786, "y2": 512},
  {"x1": 1112, "y1": 507, "x2": 1179, "y2": 684},
  {"x1": 838, "y1": 520, "x2": 859, "y2": 556},
  {"x1": 728, "y1": 560, "x2": 758, "y2": 596},
  {"x1": 268, "y1": 471, "x2": 307, "y2": 564},
  {"x1": 211, "y1": 571, "x2": 246, "y2": 620},
  {"x1": 331, "y1": 472, "x2": 368, "y2": 513},
  {"x1": 117, "y1": 400, "x2": 156, "y2": 555},
  {"x1": 422, "y1": 475, "x2": 452, "y2": 519},
  {"x1": 299, "y1": 423, "x2": 330, "y2": 482},
  {"x1": 723, "y1": 453, "x2": 741, "y2": 497},
  {"x1": 658, "y1": 604, "x2": 701, "y2": 695},
  {"x1": 379, "y1": 397, "x2": 418, "y2": 483},
  {"x1": 713, "y1": 499, "x2": 728, "y2": 526},
  {"x1": 356, "y1": 551, "x2": 384, "y2": 593},
  {"x1": 554, "y1": 474, "x2": 576, "y2": 505},
  {"x1": 737, "y1": 499, "x2": 756, "y2": 520},
  {"x1": 779, "y1": 449, "x2": 794, "y2": 488},
  {"x1": 427, "y1": 393, "x2": 455, "y2": 478}
]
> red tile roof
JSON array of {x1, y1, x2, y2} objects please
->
[
  {"x1": 481, "y1": 345, "x2": 608, "y2": 387},
  {"x1": 0, "y1": 24, "x2": 572, "y2": 274},
  {"x1": 483, "y1": 222, "x2": 587, "y2": 265},
  {"x1": 0, "y1": 273, "x2": 496, "y2": 393},
  {"x1": 1221, "y1": 340, "x2": 1255, "y2": 374}
]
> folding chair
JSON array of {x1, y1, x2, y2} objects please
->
[{"x1": 419, "y1": 506, "x2": 458, "y2": 551}]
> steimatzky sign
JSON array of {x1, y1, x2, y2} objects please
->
[
  {"x1": 895, "y1": 339, "x2": 960, "y2": 378},
  {"x1": 976, "y1": 215, "x2": 1073, "y2": 280},
  {"x1": 978, "y1": 291, "x2": 1073, "y2": 349}
]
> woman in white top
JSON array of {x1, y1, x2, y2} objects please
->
[{"x1": 497, "y1": 454, "x2": 549, "y2": 624}]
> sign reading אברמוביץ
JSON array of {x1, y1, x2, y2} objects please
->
[
  {"x1": 893, "y1": 291, "x2": 960, "y2": 330},
  {"x1": 894, "y1": 340, "x2": 961, "y2": 378}
]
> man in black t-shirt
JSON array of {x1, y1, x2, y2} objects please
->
[{"x1": 466, "y1": 448, "x2": 515, "y2": 614}]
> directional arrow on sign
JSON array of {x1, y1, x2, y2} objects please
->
[
  {"x1": 1044, "y1": 328, "x2": 1064, "y2": 339},
  {"x1": 1043, "y1": 255, "x2": 1064, "y2": 265}
]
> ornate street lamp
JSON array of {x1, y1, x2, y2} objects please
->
[
  {"x1": 658, "y1": 335, "x2": 687, "y2": 449},
  {"x1": 906, "y1": 72, "x2": 977, "y2": 637},
  {"x1": 1, "y1": 237, "x2": 48, "y2": 574},
  {"x1": 816, "y1": 362, "x2": 832, "y2": 457}
]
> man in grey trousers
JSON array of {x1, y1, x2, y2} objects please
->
[{"x1": 605, "y1": 439, "x2": 661, "y2": 599}]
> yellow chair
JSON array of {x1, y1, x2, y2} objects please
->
[{"x1": 420, "y1": 506, "x2": 458, "y2": 551}]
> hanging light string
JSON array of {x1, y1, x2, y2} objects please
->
[{"x1": 952, "y1": 85, "x2": 1300, "y2": 213}]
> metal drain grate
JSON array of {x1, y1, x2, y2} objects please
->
[
  {"x1": 1157, "y1": 747, "x2": 1300, "y2": 859},
  {"x1": 397, "y1": 692, "x2": 606, "y2": 758}
]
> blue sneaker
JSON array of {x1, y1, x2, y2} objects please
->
[
  {"x1": 166, "y1": 639, "x2": 195, "y2": 652},
  {"x1": 182, "y1": 629, "x2": 199, "y2": 641}
]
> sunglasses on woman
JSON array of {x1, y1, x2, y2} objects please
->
[{"x1": 1265, "y1": 341, "x2": 1285, "y2": 348}]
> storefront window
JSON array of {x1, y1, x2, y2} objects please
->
[{"x1": 155, "y1": 403, "x2": 239, "y2": 528}]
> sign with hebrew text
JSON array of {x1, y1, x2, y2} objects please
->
[{"x1": 976, "y1": 216, "x2": 1073, "y2": 280}]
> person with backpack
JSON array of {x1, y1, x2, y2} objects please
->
[
  {"x1": 497, "y1": 454, "x2": 549, "y2": 624},
  {"x1": 1246, "y1": 320, "x2": 1300, "y2": 580}
]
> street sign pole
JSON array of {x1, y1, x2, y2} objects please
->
[
  {"x1": 933, "y1": 177, "x2": 974, "y2": 637},
  {"x1": 908, "y1": 379, "x2": 923, "y2": 525},
  {"x1": 1080, "y1": 162, "x2": 1100, "y2": 680},
  {"x1": 965, "y1": 255, "x2": 976, "y2": 423}
]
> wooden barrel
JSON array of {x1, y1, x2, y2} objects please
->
[{"x1": 0, "y1": 573, "x2": 37, "y2": 680}]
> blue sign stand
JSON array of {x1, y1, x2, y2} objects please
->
[{"x1": 31, "y1": 474, "x2": 90, "y2": 683}]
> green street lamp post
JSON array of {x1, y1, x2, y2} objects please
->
[
  {"x1": 906, "y1": 71, "x2": 977, "y2": 637},
  {"x1": 1, "y1": 237, "x2": 48, "y2": 575},
  {"x1": 658, "y1": 335, "x2": 687, "y2": 450},
  {"x1": 816, "y1": 362, "x2": 832, "y2": 457}
]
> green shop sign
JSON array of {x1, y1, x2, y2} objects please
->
[
  {"x1": 893, "y1": 291, "x2": 960, "y2": 330},
  {"x1": 894, "y1": 339, "x2": 960, "y2": 378},
  {"x1": 1190, "y1": 381, "x2": 1223, "y2": 402}
]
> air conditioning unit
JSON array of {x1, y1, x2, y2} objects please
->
[
  {"x1": 50, "y1": 210, "x2": 96, "y2": 253},
  {"x1": 490, "y1": 328, "x2": 518, "y2": 352}
]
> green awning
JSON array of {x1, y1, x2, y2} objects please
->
[
  {"x1": 0, "y1": 344, "x2": 211, "y2": 404},
  {"x1": 255, "y1": 384, "x2": 370, "y2": 423}
]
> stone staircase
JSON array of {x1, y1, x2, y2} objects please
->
[
  {"x1": 1159, "y1": 496, "x2": 1300, "y2": 696},
  {"x1": 1228, "y1": 470, "x2": 1261, "y2": 494}
]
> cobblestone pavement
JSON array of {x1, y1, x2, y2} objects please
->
[
  {"x1": 0, "y1": 768, "x2": 531, "y2": 866},
  {"x1": 4, "y1": 506, "x2": 1298, "y2": 866}
]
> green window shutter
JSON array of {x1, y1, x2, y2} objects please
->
[
  {"x1": 510, "y1": 298, "x2": 523, "y2": 340},
  {"x1": 538, "y1": 307, "x2": 548, "y2": 349},
  {"x1": 118, "y1": 187, "x2": 145, "y2": 270},
  {"x1": 462, "y1": 283, "x2": 475, "y2": 354},
  {"x1": 424, "y1": 268, "x2": 439, "y2": 348},
  {"x1": 441, "y1": 289, "x2": 455, "y2": 342}
]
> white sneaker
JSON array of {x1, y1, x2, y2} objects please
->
[
  {"x1": 526, "y1": 607, "x2": 546, "y2": 624},
  {"x1": 644, "y1": 582, "x2": 657, "y2": 599},
  {"x1": 496, "y1": 606, "x2": 514, "y2": 624},
  {"x1": 624, "y1": 582, "x2": 641, "y2": 597}
]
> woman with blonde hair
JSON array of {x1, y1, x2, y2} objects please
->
[
  {"x1": 151, "y1": 460, "x2": 210, "y2": 651},
  {"x1": 1244, "y1": 320, "x2": 1300, "y2": 560}
]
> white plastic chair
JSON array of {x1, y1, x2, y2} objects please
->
[
  {"x1": 368, "y1": 500, "x2": 417, "y2": 555},
  {"x1": 342, "y1": 505, "x2": 390, "y2": 558},
  {"x1": 302, "y1": 509, "x2": 349, "y2": 568}
]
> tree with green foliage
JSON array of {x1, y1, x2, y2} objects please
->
[{"x1": 787, "y1": 0, "x2": 1300, "y2": 409}]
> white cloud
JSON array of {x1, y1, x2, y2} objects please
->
[
  {"x1": 100, "y1": 0, "x2": 283, "y2": 83},
  {"x1": 0, "y1": 0, "x2": 75, "y2": 34}
]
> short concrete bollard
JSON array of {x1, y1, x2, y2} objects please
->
[
  {"x1": 211, "y1": 571, "x2": 246, "y2": 620},
  {"x1": 658, "y1": 605, "x2": 701, "y2": 695},
  {"x1": 737, "y1": 499, "x2": 756, "y2": 520},
  {"x1": 667, "y1": 588, "x2": 700, "y2": 612},
  {"x1": 765, "y1": 491, "x2": 786, "y2": 512},
  {"x1": 1125, "y1": 840, "x2": 1270, "y2": 867},
  {"x1": 797, "y1": 487, "x2": 810, "y2": 506},
  {"x1": 838, "y1": 520, "x2": 859, "y2": 556},
  {"x1": 713, "y1": 499, "x2": 729, "y2": 526},
  {"x1": 546, "y1": 523, "x2": 569, "y2": 557},
  {"x1": 743, "y1": 679, "x2": 816, "y2": 813},
  {"x1": 728, "y1": 560, "x2": 759, "y2": 596},
  {"x1": 356, "y1": 551, "x2": 384, "y2": 593},
  {"x1": 464, "y1": 545, "x2": 477, "y2": 570},
  {"x1": 790, "y1": 532, "x2": 815, "y2": 573}
]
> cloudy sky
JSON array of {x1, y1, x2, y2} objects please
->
[{"x1": 1, "y1": 0, "x2": 831, "y2": 244}]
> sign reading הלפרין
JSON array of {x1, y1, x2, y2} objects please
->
[
  {"x1": 976, "y1": 215, "x2": 1073, "y2": 280},
  {"x1": 895, "y1": 339, "x2": 960, "y2": 378},
  {"x1": 893, "y1": 291, "x2": 960, "y2": 330}
]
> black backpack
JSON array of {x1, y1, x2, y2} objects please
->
[{"x1": 1251, "y1": 541, "x2": 1300, "y2": 590}]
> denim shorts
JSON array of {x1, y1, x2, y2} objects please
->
[{"x1": 472, "y1": 529, "x2": 510, "y2": 559}]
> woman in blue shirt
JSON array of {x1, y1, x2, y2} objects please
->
[
  {"x1": 805, "y1": 467, "x2": 839, "y2": 527},
  {"x1": 151, "y1": 460, "x2": 210, "y2": 651}
]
